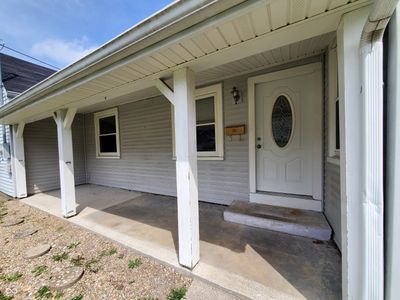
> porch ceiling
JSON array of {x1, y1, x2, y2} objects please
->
[{"x1": 0, "y1": 0, "x2": 370, "y2": 124}]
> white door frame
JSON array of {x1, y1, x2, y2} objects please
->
[{"x1": 248, "y1": 62, "x2": 323, "y2": 211}]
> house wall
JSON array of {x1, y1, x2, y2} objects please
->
[
  {"x1": 323, "y1": 51, "x2": 342, "y2": 250},
  {"x1": 84, "y1": 56, "x2": 325, "y2": 205},
  {"x1": 24, "y1": 115, "x2": 86, "y2": 194},
  {"x1": 85, "y1": 77, "x2": 249, "y2": 205},
  {"x1": 0, "y1": 125, "x2": 15, "y2": 197}
]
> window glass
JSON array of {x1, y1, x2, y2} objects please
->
[
  {"x1": 99, "y1": 116, "x2": 116, "y2": 134},
  {"x1": 271, "y1": 95, "x2": 293, "y2": 148},
  {"x1": 197, "y1": 124, "x2": 216, "y2": 152},
  {"x1": 99, "y1": 135, "x2": 117, "y2": 153},
  {"x1": 196, "y1": 97, "x2": 215, "y2": 125}
]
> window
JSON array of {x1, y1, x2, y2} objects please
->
[
  {"x1": 94, "y1": 108, "x2": 120, "y2": 158},
  {"x1": 172, "y1": 83, "x2": 224, "y2": 160},
  {"x1": 328, "y1": 47, "x2": 340, "y2": 164},
  {"x1": 271, "y1": 95, "x2": 293, "y2": 148}
]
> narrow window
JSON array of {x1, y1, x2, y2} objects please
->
[
  {"x1": 94, "y1": 108, "x2": 120, "y2": 158},
  {"x1": 196, "y1": 96, "x2": 216, "y2": 152}
]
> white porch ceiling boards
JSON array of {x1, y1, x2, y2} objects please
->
[{"x1": 0, "y1": 0, "x2": 370, "y2": 124}]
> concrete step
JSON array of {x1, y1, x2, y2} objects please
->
[{"x1": 224, "y1": 201, "x2": 332, "y2": 240}]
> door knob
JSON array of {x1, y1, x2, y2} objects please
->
[{"x1": 256, "y1": 144, "x2": 262, "y2": 149}]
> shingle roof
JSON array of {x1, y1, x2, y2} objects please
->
[{"x1": 0, "y1": 53, "x2": 56, "y2": 94}]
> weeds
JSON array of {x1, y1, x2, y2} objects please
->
[
  {"x1": 71, "y1": 294, "x2": 83, "y2": 300},
  {"x1": 35, "y1": 286, "x2": 52, "y2": 299},
  {"x1": 67, "y1": 242, "x2": 81, "y2": 249},
  {"x1": 32, "y1": 265, "x2": 48, "y2": 277},
  {"x1": 84, "y1": 258, "x2": 100, "y2": 273},
  {"x1": 128, "y1": 258, "x2": 142, "y2": 269},
  {"x1": 0, "y1": 292, "x2": 13, "y2": 300},
  {"x1": 167, "y1": 287, "x2": 187, "y2": 300},
  {"x1": 70, "y1": 255, "x2": 85, "y2": 267},
  {"x1": 52, "y1": 252, "x2": 69, "y2": 262},
  {"x1": 54, "y1": 291, "x2": 64, "y2": 299},
  {"x1": 0, "y1": 272, "x2": 22, "y2": 282},
  {"x1": 100, "y1": 247, "x2": 117, "y2": 257}
]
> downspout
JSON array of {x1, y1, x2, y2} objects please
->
[{"x1": 358, "y1": 0, "x2": 398, "y2": 299}]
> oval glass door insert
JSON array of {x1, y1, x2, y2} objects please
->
[{"x1": 271, "y1": 95, "x2": 293, "y2": 148}]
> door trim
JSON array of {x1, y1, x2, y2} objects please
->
[{"x1": 248, "y1": 62, "x2": 323, "y2": 210}]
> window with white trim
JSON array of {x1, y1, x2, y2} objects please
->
[
  {"x1": 328, "y1": 48, "x2": 340, "y2": 163},
  {"x1": 94, "y1": 108, "x2": 120, "y2": 158},
  {"x1": 172, "y1": 83, "x2": 224, "y2": 160}
]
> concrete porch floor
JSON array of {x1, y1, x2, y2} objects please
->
[{"x1": 22, "y1": 184, "x2": 341, "y2": 300}]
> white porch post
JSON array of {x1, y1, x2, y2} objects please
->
[
  {"x1": 338, "y1": 5, "x2": 386, "y2": 299},
  {"x1": 12, "y1": 123, "x2": 27, "y2": 198},
  {"x1": 53, "y1": 108, "x2": 77, "y2": 218},
  {"x1": 172, "y1": 68, "x2": 200, "y2": 269}
]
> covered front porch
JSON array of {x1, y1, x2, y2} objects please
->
[{"x1": 22, "y1": 184, "x2": 341, "y2": 300}]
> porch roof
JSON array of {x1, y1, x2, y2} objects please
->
[{"x1": 0, "y1": 0, "x2": 371, "y2": 124}]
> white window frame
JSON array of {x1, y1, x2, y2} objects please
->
[
  {"x1": 327, "y1": 47, "x2": 340, "y2": 166},
  {"x1": 172, "y1": 83, "x2": 224, "y2": 160},
  {"x1": 94, "y1": 108, "x2": 121, "y2": 159}
]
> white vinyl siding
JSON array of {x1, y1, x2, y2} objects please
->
[
  {"x1": 0, "y1": 125, "x2": 15, "y2": 197},
  {"x1": 24, "y1": 115, "x2": 86, "y2": 194}
]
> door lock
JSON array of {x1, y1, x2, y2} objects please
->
[{"x1": 256, "y1": 144, "x2": 262, "y2": 149}]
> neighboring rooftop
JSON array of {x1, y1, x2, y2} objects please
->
[{"x1": 0, "y1": 53, "x2": 56, "y2": 94}]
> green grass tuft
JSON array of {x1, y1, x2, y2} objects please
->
[
  {"x1": 0, "y1": 272, "x2": 23, "y2": 282},
  {"x1": 100, "y1": 247, "x2": 117, "y2": 257},
  {"x1": 70, "y1": 255, "x2": 85, "y2": 267},
  {"x1": 52, "y1": 252, "x2": 69, "y2": 262},
  {"x1": 128, "y1": 258, "x2": 142, "y2": 269},
  {"x1": 70, "y1": 294, "x2": 84, "y2": 300},
  {"x1": 54, "y1": 291, "x2": 64, "y2": 299},
  {"x1": 35, "y1": 286, "x2": 52, "y2": 299},
  {"x1": 67, "y1": 242, "x2": 81, "y2": 249},
  {"x1": 0, "y1": 293, "x2": 13, "y2": 300},
  {"x1": 167, "y1": 287, "x2": 187, "y2": 300},
  {"x1": 32, "y1": 265, "x2": 48, "y2": 277}
]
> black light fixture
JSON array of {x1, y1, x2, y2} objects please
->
[{"x1": 231, "y1": 86, "x2": 241, "y2": 104}]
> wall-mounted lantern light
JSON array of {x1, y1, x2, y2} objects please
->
[{"x1": 231, "y1": 87, "x2": 241, "y2": 105}]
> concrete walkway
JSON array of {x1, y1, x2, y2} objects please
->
[{"x1": 22, "y1": 184, "x2": 341, "y2": 300}]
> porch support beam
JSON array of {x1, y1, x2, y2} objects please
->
[
  {"x1": 172, "y1": 67, "x2": 200, "y2": 269},
  {"x1": 11, "y1": 123, "x2": 27, "y2": 198},
  {"x1": 155, "y1": 79, "x2": 174, "y2": 105},
  {"x1": 338, "y1": 6, "x2": 385, "y2": 299},
  {"x1": 53, "y1": 108, "x2": 76, "y2": 218}
]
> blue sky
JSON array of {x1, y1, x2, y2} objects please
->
[{"x1": 0, "y1": 0, "x2": 173, "y2": 70}]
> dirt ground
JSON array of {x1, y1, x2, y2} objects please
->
[{"x1": 0, "y1": 194, "x2": 191, "y2": 300}]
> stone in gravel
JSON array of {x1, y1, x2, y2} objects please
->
[
  {"x1": 48, "y1": 267, "x2": 84, "y2": 290},
  {"x1": 13, "y1": 228, "x2": 38, "y2": 239},
  {"x1": 1, "y1": 217, "x2": 24, "y2": 227},
  {"x1": 0, "y1": 211, "x2": 7, "y2": 216},
  {"x1": 23, "y1": 244, "x2": 51, "y2": 259}
]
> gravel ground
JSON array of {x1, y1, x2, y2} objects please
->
[{"x1": 0, "y1": 194, "x2": 192, "y2": 300}]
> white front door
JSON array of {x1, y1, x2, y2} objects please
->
[{"x1": 255, "y1": 64, "x2": 322, "y2": 199}]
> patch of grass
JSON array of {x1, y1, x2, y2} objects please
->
[
  {"x1": 100, "y1": 247, "x2": 117, "y2": 257},
  {"x1": 0, "y1": 272, "x2": 23, "y2": 282},
  {"x1": 117, "y1": 253, "x2": 124, "y2": 259},
  {"x1": 32, "y1": 265, "x2": 48, "y2": 277},
  {"x1": 70, "y1": 294, "x2": 83, "y2": 300},
  {"x1": 84, "y1": 258, "x2": 100, "y2": 273},
  {"x1": 70, "y1": 255, "x2": 85, "y2": 267},
  {"x1": 128, "y1": 258, "x2": 142, "y2": 269},
  {"x1": 52, "y1": 252, "x2": 69, "y2": 262},
  {"x1": 54, "y1": 291, "x2": 64, "y2": 299},
  {"x1": 0, "y1": 293, "x2": 13, "y2": 300},
  {"x1": 67, "y1": 242, "x2": 81, "y2": 249},
  {"x1": 167, "y1": 287, "x2": 187, "y2": 300},
  {"x1": 35, "y1": 286, "x2": 52, "y2": 299}
]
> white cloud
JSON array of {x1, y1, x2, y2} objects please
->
[{"x1": 31, "y1": 38, "x2": 98, "y2": 67}]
